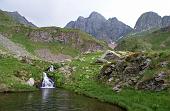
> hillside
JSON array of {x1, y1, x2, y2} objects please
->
[
  {"x1": 116, "y1": 26, "x2": 170, "y2": 51},
  {"x1": 0, "y1": 10, "x2": 108, "y2": 62},
  {"x1": 0, "y1": 9, "x2": 109, "y2": 92}
]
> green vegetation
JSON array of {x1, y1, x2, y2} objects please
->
[
  {"x1": 0, "y1": 25, "x2": 107, "y2": 57},
  {"x1": 0, "y1": 54, "x2": 51, "y2": 92},
  {"x1": 10, "y1": 32, "x2": 80, "y2": 57},
  {"x1": 52, "y1": 52, "x2": 170, "y2": 111},
  {"x1": 0, "y1": 10, "x2": 107, "y2": 58},
  {"x1": 116, "y1": 30, "x2": 170, "y2": 51},
  {"x1": 0, "y1": 10, "x2": 17, "y2": 26},
  {"x1": 1, "y1": 8, "x2": 170, "y2": 111}
]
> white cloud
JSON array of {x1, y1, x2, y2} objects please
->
[{"x1": 0, "y1": 0, "x2": 170, "y2": 28}]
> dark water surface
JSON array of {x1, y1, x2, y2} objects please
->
[{"x1": 0, "y1": 89, "x2": 124, "y2": 111}]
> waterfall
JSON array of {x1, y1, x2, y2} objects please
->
[{"x1": 41, "y1": 72, "x2": 55, "y2": 88}]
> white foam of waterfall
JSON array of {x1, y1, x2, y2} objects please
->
[{"x1": 41, "y1": 72, "x2": 55, "y2": 88}]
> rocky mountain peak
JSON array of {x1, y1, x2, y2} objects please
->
[
  {"x1": 108, "y1": 17, "x2": 118, "y2": 21},
  {"x1": 65, "y1": 12, "x2": 133, "y2": 42},
  {"x1": 134, "y1": 11, "x2": 162, "y2": 32},
  {"x1": 89, "y1": 11, "x2": 105, "y2": 19},
  {"x1": 162, "y1": 16, "x2": 170, "y2": 27},
  {"x1": 77, "y1": 16, "x2": 85, "y2": 21}
]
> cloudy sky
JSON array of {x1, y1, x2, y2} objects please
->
[{"x1": 0, "y1": 0, "x2": 170, "y2": 28}]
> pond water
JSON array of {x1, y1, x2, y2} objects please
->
[{"x1": 0, "y1": 89, "x2": 124, "y2": 111}]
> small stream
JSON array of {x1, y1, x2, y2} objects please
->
[{"x1": 0, "y1": 89, "x2": 124, "y2": 111}]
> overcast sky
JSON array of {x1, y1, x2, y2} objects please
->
[{"x1": 0, "y1": 0, "x2": 170, "y2": 28}]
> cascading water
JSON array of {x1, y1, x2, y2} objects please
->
[{"x1": 41, "y1": 72, "x2": 55, "y2": 88}]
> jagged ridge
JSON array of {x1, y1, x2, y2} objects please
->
[{"x1": 65, "y1": 12, "x2": 133, "y2": 42}]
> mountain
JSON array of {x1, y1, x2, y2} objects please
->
[
  {"x1": 162, "y1": 16, "x2": 170, "y2": 27},
  {"x1": 0, "y1": 9, "x2": 108, "y2": 62},
  {"x1": 6, "y1": 11, "x2": 36, "y2": 27},
  {"x1": 134, "y1": 11, "x2": 170, "y2": 32},
  {"x1": 65, "y1": 12, "x2": 133, "y2": 42},
  {"x1": 0, "y1": 10, "x2": 36, "y2": 27},
  {"x1": 134, "y1": 12, "x2": 162, "y2": 32}
]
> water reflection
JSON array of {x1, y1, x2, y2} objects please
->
[
  {"x1": 0, "y1": 89, "x2": 124, "y2": 111},
  {"x1": 41, "y1": 88, "x2": 54, "y2": 101}
]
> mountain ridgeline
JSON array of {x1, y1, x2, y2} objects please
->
[
  {"x1": 6, "y1": 11, "x2": 36, "y2": 27},
  {"x1": 0, "y1": 9, "x2": 108, "y2": 62},
  {"x1": 66, "y1": 11, "x2": 170, "y2": 42},
  {"x1": 0, "y1": 10, "x2": 36, "y2": 27},
  {"x1": 65, "y1": 12, "x2": 133, "y2": 42}
]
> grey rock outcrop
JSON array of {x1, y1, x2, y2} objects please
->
[
  {"x1": 28, "y1": 27, "x2": 105, "y2": 52},
  {"x1": 65, "y1": 12, "x2": 133, "y2": 42},
  {"x1": 134, "y1": 12, "x2": 162, "y2": 32},
  {"x1": 137, "y1": 72, "x2": 168, "y2": 91},
  {"x1": 134, "y1": 11, "x2": 170, "y2": 32},
  {"x1": 162, "y1": 16, "x2": 170, "y2": 28}
]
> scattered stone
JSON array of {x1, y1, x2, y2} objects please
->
[
  {"x1": 65, "y1": 59, "x2": 72, "y2": 62},
  {"x1": 155, "y1": 72, "x2": 167, "y2": 81},
  {"x1": 108, "y1": 77, "x2": 113, "y2": 82},
  {"x1": 160, "y1": 61, "x2": 168, "y2": 67},
  {"x1": 79, "y1": 57, "x2": 85, "y2": 62},
  {"x1": 0, "y1": 83, "x2": 9, "y2": 92},
  {"x1": 26, "y1": 78, "x2": 35, "y2": 86},
  {"x1": 72, "y1": 66, "x2": 76, "y2": 72},
  {"x1": 113, "y1": 84, "x2": 122, "y2": 92},
  {"x1": 14, "y1": 70, "x2": 30, "y2": 81},
  {"x1": 84, "y1": 50, "x2": 92, "y2": 54},
  {"x1": 59, "y1": 65, "x2": 73, "y2": 77},
  {"x1": 20, "y1": 56, "x2": 33, "y2": 64},
  {"x1": 95, "y1": 58, "x2": 108, "y2": 64},
  {"x1": 99, "y1": 63, "x2": 114, "y2": 77}
]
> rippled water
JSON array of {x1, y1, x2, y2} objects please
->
[{"x1": 0, "y1": 89, "x2": 124, "y2": 111}]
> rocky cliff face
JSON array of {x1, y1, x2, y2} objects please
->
[
  {"x1": 65, "y1": 12, "x2": 133, "y2": 42},
  {"x1": 162, "y1": 16, "x2": 170, "y2": 28},
  {"x1": 134, "y1": 12, "x2": 162, "y2": 32},
  {"x1": 98, "y1": 51, "x2": 169, "y2": 92},
  {"x1": 134, "y1": 12, "x2": 170, "y2": 32},
  {"x1": 28, "y1": 27, "x2": 106, "y2": 52},
  {"x1": 6, "y1": 11, "x2": 36, "y2": 27}
]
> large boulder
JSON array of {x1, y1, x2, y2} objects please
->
[
  {"x1": 101, "y1": 50, "x2": 121, "y2": 61},
  {"x1": 0, "y1": 83, "x2": 9, "y2": 92},
  {"x1": 99, "y1": 51, "x2": 152, "y2": 92},
  {"x1": 26, "y1": 78, "x2": 35, "y2": 86}
]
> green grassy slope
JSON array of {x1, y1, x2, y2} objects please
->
[
  {"x1": 116, "y1": 28, "x2": 170, "y2": 51},
  {"x1": 54, "y1": 52, "x2": 170, "y2": 111},
  {"x1": 0, "y1": 10, "x2": 18, "y2": 26},
  {"x1": 0, "y1": 10, "x2": 108, "y2": 58},
  {"x1": 0, "y1": 54, "x2": 51, "y2": 92},
  {"x1": 0, "y1": 25, "x2": 107, "y2": 57}
]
